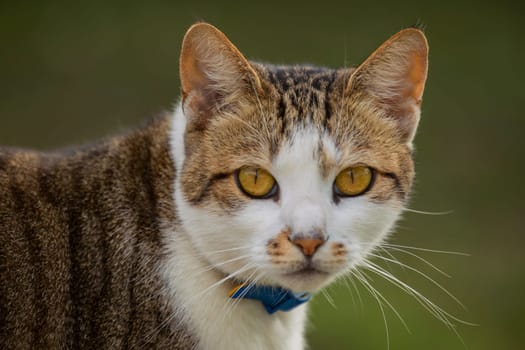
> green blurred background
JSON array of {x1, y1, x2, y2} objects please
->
[{"x1": 1, "y1": 0, "x2": 523, "y2": 349}]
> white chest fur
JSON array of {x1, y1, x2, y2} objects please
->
[{"x1": 162, "y1": 229, "x2": 308, "y2": 350}]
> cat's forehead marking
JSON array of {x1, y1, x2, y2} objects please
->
[
  {"x1": 255, "y1": 64, "x2": 342, "y2": 133},
  {"x1": 318, "y1": 133, "x2": 339, "y2": 178},
  {"x1": 265, "y1": 66, "x2": 337, "y2": 94}
]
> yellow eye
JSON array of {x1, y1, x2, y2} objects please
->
[
  {"x1": 236, "y1": 166, "x2": 277, "y2": 198},
  {"x1": 334, "y1": 166, "x2": 374, "y2": 197}
]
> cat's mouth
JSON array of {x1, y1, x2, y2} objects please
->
[
  {"x1": 284, "y1": 263, "x2": 329, "y2": 278},
  {"x1": 275, "y1": 263, "x2": 335, "y2": 292},
  {"x1": 286, "y1": 267, "x2": 326, "y2": 277}
]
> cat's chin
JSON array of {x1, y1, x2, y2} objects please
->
[{"x1": 272, "y1": 268, "x2": 337, "y2": 293}]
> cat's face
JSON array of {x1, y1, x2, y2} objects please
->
[{"x1": 173, "y1": 24, "x2": 427, "y2": 293}]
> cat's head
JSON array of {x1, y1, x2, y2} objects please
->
[{"x1": 172, "y1": 23, "x2": 428, "y2": 293}]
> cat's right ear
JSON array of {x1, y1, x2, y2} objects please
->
[{"x1": 179, "y1": 23, "x2": 262, "y2": 130}]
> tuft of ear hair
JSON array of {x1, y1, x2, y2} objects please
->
[
  {"x1": 346, "y1": 28, "x2": 429, "y2": 143},
  {"x1": 179, "y1": 22, "x2": 262, "y2": 131}
]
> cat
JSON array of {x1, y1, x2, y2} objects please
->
[{"x1": 0, "y1": 22, "x2": 428, "y2": 349}]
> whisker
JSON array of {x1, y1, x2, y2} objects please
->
[
  {"x1": 380, "y1": 246, "x2": 451, "y2": 278},
  {"x1": 321, "y1": 289, "x2": 337, "y2": 309},
  {"x1": 352, "y1": 270, "x2": 410, "y2": 333},
  {"x1": 403, "y1": 208, "x2": 454, "y2": 216},
  {"x1": 379, "y1": 246, "x2": 404, "y2": 270},
  {"x1": 205, "y1": 245, "x2": 256, "y2": 255},
  {"x1": 376, "y1": 247, "x2": 398, "y2": 273},
  {"x1": 340, "y1": 275, "x2": 357, "y2": 310},
  {"x1": 192, "y1": 254, "x2": 253, "y2": 275},
  {"x1": 362, "y1": 261, "x2": 452, "y2": 328},
  {"x1": 224, "y1": 268, "x2": 263, "y2": 318},
  {"x1": 381, "y1": 243, "x2": 470, "y2": 256},
  {"x1": 228, "y1": 268, "x2": 269, "y2": 318},
  {"x1": 368, "y1": 257, "x2": 471, "y2": 347},
  {"x1": 348, "y1": 274, "x2": 364, "y2": 312},
  {"x1": 192, "y1": 264, "x2": 256, "y2": 302},
  {"x1": 352, "y1": 270, "x2": 391, "y2": 350},
  {"x1": 361, "y1": 261, "x2": 476, "y2": 328},
  {"x1": 342, "y1": 274, "x2": 364, "y2": 313},
  {"x1": 368, "y1": 253, "x2": 465, "y2": 309}
]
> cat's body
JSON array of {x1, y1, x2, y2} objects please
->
[
  {"x1": 0, "y1": 116, "x2": 196, "y2": 348},
  {"x1": 0, "y1": 23, "x2": 428, "y2": 349}
]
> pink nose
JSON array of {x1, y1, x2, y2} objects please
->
[{"x1": 291, "y1": 238, "x2": 326, "y2": 256}]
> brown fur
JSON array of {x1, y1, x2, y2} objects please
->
[
  {"x1": 266, "y1": 228, "x2": 293, "y2": 260},
  {"x1": 331, "y1": 242, "x2": 348, "y2": 255},
  {"x1": 0, "y1": 116, "x2": 196, "y2": 349}
]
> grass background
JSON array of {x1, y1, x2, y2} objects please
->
[{"x1": 1, "y1": 0, "x2": 523, "y2": 349}]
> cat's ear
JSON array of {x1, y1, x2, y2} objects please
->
[
  {"x1": 346, "y1": 28, "x2": 428, "y2": 143},
  {"x1": 179, "y1": 22, "x2": 262, "y2": 130}
]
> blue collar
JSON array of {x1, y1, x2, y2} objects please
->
[{"x1": 228, "y1": 283, "x2": 311, "y2": 314}]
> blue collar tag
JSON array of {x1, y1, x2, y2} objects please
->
[{"x1": 229, "y1": 283, "x2": 311, "y2": 314}]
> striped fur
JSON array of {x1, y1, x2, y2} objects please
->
[{"x1": 0, "y1": 116, "x2": 195, "y2": 349}]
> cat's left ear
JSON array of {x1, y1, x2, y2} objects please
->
[
  {"x1": 179, "y1": 23, "x2": 262, "y2": 130},
  {"x1": 346, "y1": 28, "x2": 428, "y2": 143}
]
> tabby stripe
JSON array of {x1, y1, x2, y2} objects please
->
[
  {"x1": 278, "y1": 97, "x2": 287, "y2": 136},
  {"x1": 324, "y1": 72, "x2": 336, "y2": 128},
  {"x1": 324, "y1": 98, "x2": 332, "y2": 127},
  {"x1": 384, "y1": 172, "x2": 406, "y2": 199},
  {"x1": 37, "y1": 166, "x2": 60, "y2": 207},
  {"x1": 10, "y1": 184, "x2": 43, "y2": 347},
  {"x1": 67, "y1": 162, "x2": 85, "y2": 348},
  {"x1": 188, "y1": 172, "x2": 230, "y2": 205},
  {"x1": 0, "y1": 155, "x2": 6, "y2": 171},
  {"x1": 126, "y1": 133, "x2": 156, "y2": 346}
]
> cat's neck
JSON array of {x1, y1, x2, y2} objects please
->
[
  {"x1": 163, "y1": 106, "x2": 307, "y2": 350},
  {"x1": 162, "y1": 226, "x2": 307, "y2": 350}
]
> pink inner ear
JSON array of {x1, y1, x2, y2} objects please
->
[
  {"x1": 180, "y1": 57, "x2": 206, "y2": 100},
  {"x1": 408, "y1": 52, "x2": 427, "y2": 103}
]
